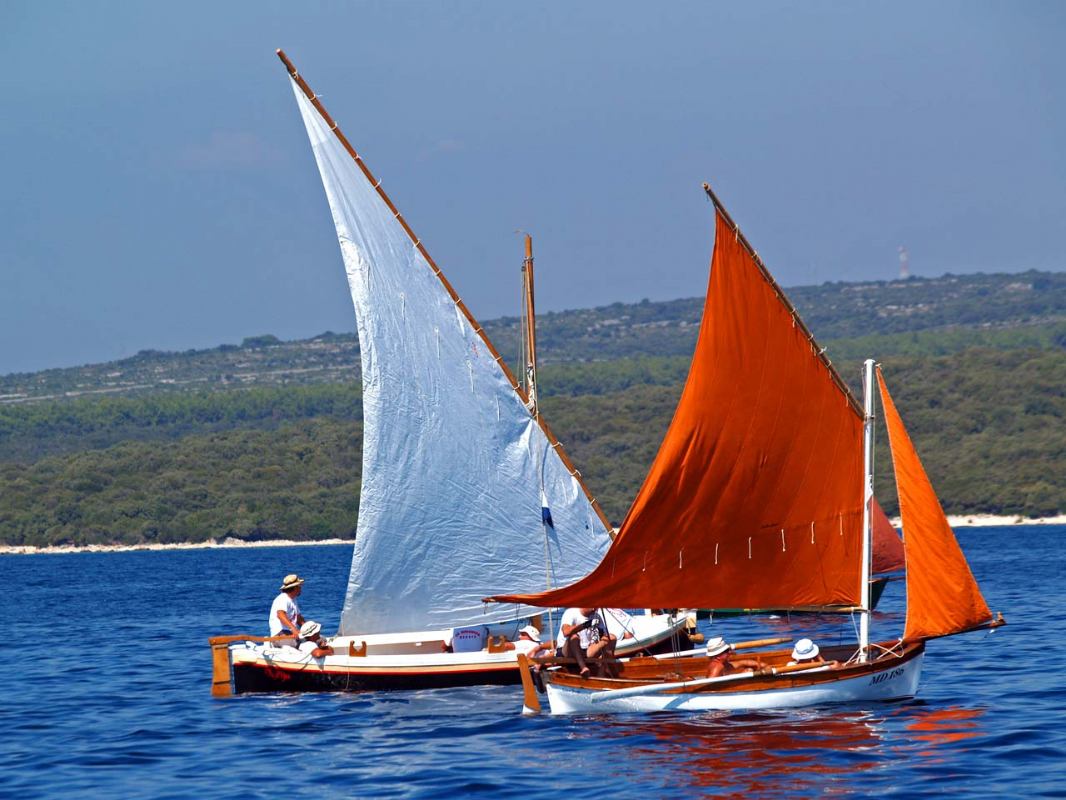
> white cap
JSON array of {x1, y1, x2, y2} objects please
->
[
  {"x1": 518, "y1": 625, "x2": 541, "y2": 643},
  {"x1": 299, "y1": 620, "x2": 322, "y2": 639}
]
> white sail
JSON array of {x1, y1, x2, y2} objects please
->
[{"x1": 290, "y1": 81, "x2": 611, "y2": 635}]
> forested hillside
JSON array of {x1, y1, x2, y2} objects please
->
[{"x1": 1, "y1": 270, "x2": 1063, "y2": 547}]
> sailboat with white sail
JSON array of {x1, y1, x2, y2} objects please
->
[
  {"x1": 491, "y1": 184, "x2": 1005, "y2": 714},
  {"x1": 209, "y1": 52, "x2": 685, "y2": 695}
]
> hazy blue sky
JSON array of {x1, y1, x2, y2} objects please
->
[{"x1": 1, "y1": 1, "x2": 1062, "y2": 374}]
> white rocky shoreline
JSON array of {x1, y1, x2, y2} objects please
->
[
  {"x1": 2, "y1": 514, "x2": 1065, "y2": 556},
  {"x1": 0, "y1": 536, "x2": 353, "y2": 556},
  {"x1": 943, "y1": 513, "x2": 1066, "y2": 528}
]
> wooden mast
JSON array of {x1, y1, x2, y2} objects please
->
[
  {"x1": 276, "y1": 49, "x2": 613, "y2": 534},
  {"x1": 522, "y1": 234, "x2": 539, "y2": 416},
  {"x1": 702, "y1": 183, "x2": 863, "y2": 417}
]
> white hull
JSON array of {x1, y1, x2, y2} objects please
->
[
  {"x1": 220, "y1": 613, "x2": 688, "y2": 694},
  {"x1": 542, "y1": 651, "x2": 923, "y2": 715}
]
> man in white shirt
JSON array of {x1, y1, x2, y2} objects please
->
[
  {"x1": 504, "y1": 625, "x2": 550, "y2": 657},
  {"x1": 269, "y1": 573, "x2": 306, "y2": 639},
  {"x1": 556, "y1": 607, "x2": 616, "y2": 677},
  {"x1": 555, "y1": 608, "x2": 589, "y2": 650},
  {"x1": 297, "y1": 620, "x2": 334, "y2": 659}
]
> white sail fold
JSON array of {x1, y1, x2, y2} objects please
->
[{"x1": 290, "y1": 81, "x2": 611, "y2": 635}]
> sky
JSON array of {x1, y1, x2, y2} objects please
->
[{"x1": 1, "y1": 1, "x2": 1063, "y2": 375}]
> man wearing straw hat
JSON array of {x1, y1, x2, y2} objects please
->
[{"x1": 269, "y1": 574, "x2": 307, "y2": 640}]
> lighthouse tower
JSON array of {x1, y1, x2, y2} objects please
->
[{"x1": 898, "y1": 245, "x2": 910, "y2": 280}]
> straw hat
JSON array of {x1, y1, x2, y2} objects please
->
[
  {"x1": 518, "y1": 625, "x2": 541, "y2": 643},
  {"x1": 299, "y1": 621, "x2": 322, "y2": 639},
  {"x1": 280, "y1": 574, "x2": 305, "y2": 591},
  {"x1": 705, "y1": 636, "x2": 730, "y2": 657},
  {"x1": 791, "y1": 638, "x2": 820, "y2": 662}
]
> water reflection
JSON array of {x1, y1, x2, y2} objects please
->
[
  {"x1": 588, "y1": 710, "x2": 885, "y2": 795},
  {"x1": 897, "y1": 705, "x2": 984, "y2": 760}
]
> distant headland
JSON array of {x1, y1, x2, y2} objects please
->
[{"x1": 1, "y1": 270, "x2": 1062, "y2": 550}]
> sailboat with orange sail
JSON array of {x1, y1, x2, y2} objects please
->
[{"x1": 490, "y1": 184, "x2": 1005, "y2": 714}]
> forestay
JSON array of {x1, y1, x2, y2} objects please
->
[{"x1": 289, "y1": 81, "x2": 611, "y2": 635}]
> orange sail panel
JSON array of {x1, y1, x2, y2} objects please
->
[
  {"x1": 877, "y1": 367, "x2": 992, "y2": 641},
  {"x1": 872, "y1": 498, "x2": 905, "y2": 574},
  {"x1": 492, "y1": 211, "x2": 865, "y2": 610}
]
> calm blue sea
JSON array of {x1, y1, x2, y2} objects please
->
[{"x1": 2, "y1": 525, "x2": 1062, "y2": 798}]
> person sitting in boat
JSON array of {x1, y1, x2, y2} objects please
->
[
  {"x1": 269, "y1": 573, "x2": 306, "y2": 642},
  {"x1": 503, "y1": 624, "x2": 551, "y2": 657},
  {"x1": 787, "y1": 638, "x2": 835, "y2": 667},
  {"x1": 704, "y1": 637, "x2": 764, "y2": 678},
  {"x1": 603, "y1": 608, "x2": 637, "y2": 642},
  {"x1": 557, "y1": 607, "x2": 618, "y2": 677},
  {"x1": 296, "y1": 621, "x2": 334, "y2": 659}
]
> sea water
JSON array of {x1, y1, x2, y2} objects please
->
[{"x1": 2, "y1": 526, "x2": 1062, "y2": 798}]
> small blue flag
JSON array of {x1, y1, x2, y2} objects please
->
[
  {"x1": 541, "y1": 505, "x2": 554, "y2": 529},
  {"x1": 539, "y1": 489, "x2": 554, "y2": 529}
]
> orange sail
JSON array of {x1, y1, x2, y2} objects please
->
[
  {"x1": 872, "y1": 498, "x2": 905, "y2": 574},
  {"x1": 877, "y1": 367, "x2": 992, "y2": 641},
  {"x1": 492, "y1": 210, "x2": 866, "y2": 610}
]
